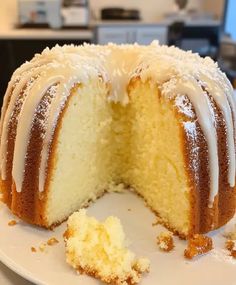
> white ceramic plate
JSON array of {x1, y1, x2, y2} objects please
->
[{"x1": 0, "y1": 191, "x2": 235, "y2": 285}]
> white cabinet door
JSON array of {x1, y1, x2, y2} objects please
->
[
  {"x1": 97, "y1": 27, "x2": 129, "y2": 44},
  {"x1": 136, "y1": 26, "x2": 168, "y2": 45},
  {"x1": 96, "y1": 26, "x2": 168, "y2": 45}
]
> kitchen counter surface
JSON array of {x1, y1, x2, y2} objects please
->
[
  {"x1": 0, "y1": 25, "x2": 93, "y2": 40},
  {"x1": 0, "y1": 18, "x2": 220, "y2": 40},
  {"x1": 94, "y1": 19, "x2": 220, "y2": 27}
]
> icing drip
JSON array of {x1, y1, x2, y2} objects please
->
[
  {"x1": 0, "y1": 60, "x2": 56, "y2": 180},
  {"x1": 176, "y1": 77, "x2": 219, "y2": 205},
  {"x1": 12, "y1": 72, "x2": 63, "y2": 192},
  {"x1": 0, "y1": 42, "x2": 235, "y2": 207},
  {"x1": 136, "y1": 42, "x2": 235, "y2": 205},
  {"x1": 160, "y1": 76, "x2": 219, "y2": 205},
  {"x1": 201, "y1": 74, "x2": 235, "y2": 188},
  {"x1": 0, "y1": 65, "x2": 48, "y2": 180}
]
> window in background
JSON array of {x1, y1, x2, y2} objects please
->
[{"x1": 224, "y1": 0, "x2": 236, "y2": 41}]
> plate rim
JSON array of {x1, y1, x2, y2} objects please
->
[
  {"x1": 0, "y1": 246, "x2": 46, "y2": 285},
  {"x1": 1, "y1": 194, "x2": 236, "y2": 285}
]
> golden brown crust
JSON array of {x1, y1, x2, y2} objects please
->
[
  {"x1": 0, "y1": 87, "x2": 27, "y2": 208},
  {"x1": 64, "y1": 246, "x2": 149, "y2": 285},
  {"x1": 10, "y1": 86, "x2": 57, "y2": 226},
  {"x1": 0, "y1": 84, "x2": 60, "y2": 227},
  {"x1": 174, "y1": 87, "x2": 236, "y2": 237},
  {"x1": 71, "y1": 264, "x2": 143, "y2": 285}
]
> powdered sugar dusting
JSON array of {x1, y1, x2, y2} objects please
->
[
  {"x1": 175, "y1": 95, "x2": 195, "y2": 118},
  {"x1": 183, "y1": 121, "x2": 200, "y2": 183},
  {"x1": 0, "y1": 41, "x2": 235, "y2": 203}
]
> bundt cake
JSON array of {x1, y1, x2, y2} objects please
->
[{"x1": 0, "y1": 42, "x2": 235, "y2": 238}]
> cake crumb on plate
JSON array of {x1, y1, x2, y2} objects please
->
[
  {"x1": 184, "y1": 234, "x2": 213, "y2": 259},
  {"x1": 157, "y1": 232, "x2": 174, "y2": 252},
  {"x1": 8, "y1": 220, "x2": 17, "y2": 226},
  {"x1": 31, "y1": 247, "x2": 37, "y2": 253},
  {"x1": 47, "y1": 237, "x2": 59, "y2": 246},
  {"x1": 39, "y1": 243, "x2": 47, "y2": 252},
  {"x1": 225, "y1": 240, "x2": 236, "y2": 258},
  {"x1": 64, "y1": 209, "x2": 150, "y2": 285}
]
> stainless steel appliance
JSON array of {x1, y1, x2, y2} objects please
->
[
  {"x1": 62, "y1": 0, "x2": 89, "y2": 27},
  {"x1": 18, "y1": 0, "x2": 62, "y2": 29}
]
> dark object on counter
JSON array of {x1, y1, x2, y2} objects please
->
[
  {"x1": 0, "y1": 38, "x2": 91, "y2": 108},
  {"x1": 168, "y1": 21, "x2": 220, "y2": 59},
  {"x1": 175, "y1": 0, "x2": 188, "y2": 10},
  {"x1": 63, "y1": 0, "x2": 87, "y2": 6},
  {"x1": 101, "y1": 8, "x2": 140, "y2": 20},
  {"x1": 168, "y1": 21, "x2": 185, "y2": 46},
  {"x1": 218, "y1": 41, "x2": 236, "y2": 86}
]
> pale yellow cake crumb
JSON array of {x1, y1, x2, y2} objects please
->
[
  {"x1": 35, "y1": 238, "x2": 58, "y2": 253},
  {"x1": 64, "y1": 209, "x2": 150, "y2": 285},
  {"x1": 157, "y1": 232, "x2": 174, "y2": 252},
  {"x1": 39, "y1": 243, "x2": 47, "y2": 252}
]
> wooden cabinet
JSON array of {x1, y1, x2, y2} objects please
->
[{"x1": 96, "y1": 25, "x2": 168, "y2": 45}]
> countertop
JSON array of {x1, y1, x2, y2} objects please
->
[
  {"x1": 0, "y1": 26, "x2": 93, "y2": 40},
  {"x1": 0, "y1": 19, "x2": 220, "y2": 40},
  {"x1": 94, "y1": 19, "x2": 220, "y2": 27}
]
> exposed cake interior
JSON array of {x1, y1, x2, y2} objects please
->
[
  {"x1": 46, "y1": 80, "x2": 114, "y2": 224},
  {"x1": 46, "y1": 78, "x2": 191, "y2": 236},
  {"x1": 124, "y1": 80, "x2": 191, "y2": 235}
]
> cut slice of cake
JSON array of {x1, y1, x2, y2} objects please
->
[{"x1": 64, "y1": 209, "x2": 150, "y2": 285}]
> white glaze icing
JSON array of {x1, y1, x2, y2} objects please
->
[
  {"x1": 0, "y1": 42, "x2": 235, "y2": 206},
  {"x1": 171, "y1": 76, "x2": 219, "y2": 205},
  {"x1": 13, "y1": 71, "x2": 64, "y2": 192},
  {"x1": 0, "y1": 63, "x2": 54, "y2": 180}
]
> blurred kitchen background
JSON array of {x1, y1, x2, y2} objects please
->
[{"x1": 0, "y1": 0, "x2": 235, "y2": 105}]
